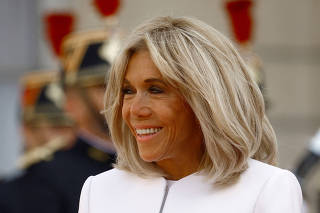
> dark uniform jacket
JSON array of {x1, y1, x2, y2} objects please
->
[{"x1": 0, "y1": 136, "x2": 115, "y2": 213}]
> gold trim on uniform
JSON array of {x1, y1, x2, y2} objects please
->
[{"x1": 18, "y1": 136, "x2": 67, "y2": 169}]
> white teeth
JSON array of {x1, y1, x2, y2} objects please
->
[{"x1": 136, "y1": 128, "x2": 162, "y2": 135}]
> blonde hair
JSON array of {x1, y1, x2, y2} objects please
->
[{"x1": 104, "y1": 16, "x2": 278, "y2": 185}]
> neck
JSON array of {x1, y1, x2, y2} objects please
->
[{"x1": 156, "y1": 144, "x2": 204, "y2": 180}]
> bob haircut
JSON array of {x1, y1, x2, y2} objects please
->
[{"x1": 104, "y1": 16, "x2": 278, "y2": 185}]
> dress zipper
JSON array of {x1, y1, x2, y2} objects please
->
[{"x1": 159, "y1": 181, "x2": 169, "y2": 213}]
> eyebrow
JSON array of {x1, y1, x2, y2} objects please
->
[
  {"x1": 144, "y1": 78, "x2": 165, "y2": 84},
  {"x1": 123, "y1": 78, "x2": 166, "y2": 85},
  {"x1": 123, "y1": 79, "x2": 130, "y2": 84}
]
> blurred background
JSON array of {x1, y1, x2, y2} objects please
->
[{"x1": 0, "y1": 0, "x2": 319, "y2": 212}]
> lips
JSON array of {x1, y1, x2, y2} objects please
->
[
  {"x1": 134, "y1": 127, "x2": 163, "y2": 142},
  {"x1": 135, "y1": 127, "x2": 162, "y2": 135}
]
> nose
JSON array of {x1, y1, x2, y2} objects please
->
[{"x1": 130, "y1": 93, "x2": 152, "y2": 118}]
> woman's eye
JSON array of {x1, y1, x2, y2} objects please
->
[
  {"x1": 149, "y1": 86, "x2": 163, "y2": 94},
  {"x1": 122, "y1": 87, "x2": 134, "y2": 95}
]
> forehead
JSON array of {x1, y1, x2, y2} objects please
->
[{"x1": 124, "y1": 51, "x2": 162, "y2": 81}]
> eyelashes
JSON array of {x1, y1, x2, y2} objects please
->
[
  {"x1": 121, "y1": 85, "x2": 164, "y2": 95},
  {"x1": 149, "y1": 86, "x2": 163, "y2": 94},
  {"x1": 122, "y1": 87, "x2": 134, "y2": 95}
]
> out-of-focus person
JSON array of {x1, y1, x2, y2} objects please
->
[
  {"x1": 295, "y1": 129, "x2": 320, "y2": 184},
  {"x1": 61, "y1": 29, "x2": 116, "y2": 155},
  {"x1": 0, "y1": 28, "x2": 118, "y2": 213},
  {"x1": 78, "y1": 16, "x2": 303, "y2": 213},
  {"x1": 19, "y1": 72, "x2": 76, "y2": 153},
  {"x1": 17, "y1": 29, "x2": 117, "y2": 213},
  {"x1": 0, "y1": 71, "x2": 75, "y2": 213},
  {"x1": 295, "y1": 128, "x2": 320, "y2": 213}
]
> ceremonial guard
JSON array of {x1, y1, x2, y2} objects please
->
[
  {"x1": 18, "y1": 30, "x2": 116, "y2": 213},
  {"x1": 0, "y1": 71, "x2": 75, "y2": 213},
  {"x1": 27, "y1": 29, "x2": 117, "y2": 213},
  {"x1": 294, "y1": 128, "x2": 320, "y2": 212},
  {"x1": 0, "y1": 28, "x2": 118, "y2": 213}
]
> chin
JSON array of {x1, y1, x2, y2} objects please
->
[
  {"x1": 139, "y1": 154, "x2": 156, "y2": 162},
  {"x1": 138, "y1": 151, "x2": 161, "y2": 163}
]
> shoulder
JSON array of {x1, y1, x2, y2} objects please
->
[
  {"x1": 243, "y1": 159, "x2": 301, "y2": 192},
  {"x1": 86, "y1": 168, "x2": 158, "y2": 190},
  {"x1": 244, "y1": 159, "x2": 303, "y2": 212},
  {"x1": 81, "y1": 168, "x2": 137, "y2": 192},
  {"x1": 245, "y1": 158, "x2": 289, "y2": 179},
  {"x1": 18, "y1": 137, "x2": 68, "y2": 169},
  {"x1": 84, "y1": 168, "x2": 126, "y2": 187},
  {"x1": 79, "y1": 169, "x2": 166, "y2": 213}
]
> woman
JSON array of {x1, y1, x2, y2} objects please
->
[{"x1": 78, "y1": 16, "x2": 302, "y2": 212}]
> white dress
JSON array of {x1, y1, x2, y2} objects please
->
[{"x1": 78, "y1": 159, "x2": 303, "y2": 213}]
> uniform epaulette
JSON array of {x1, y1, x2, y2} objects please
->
[{"x1": 18, "y1": 136, "x2": 67, "y2": 169}]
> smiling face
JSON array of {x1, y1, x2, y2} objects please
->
[{"x1": 121, "y1": 50, "x2": 203, "y2": 165}]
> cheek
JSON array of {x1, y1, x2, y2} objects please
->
[
  {"x1": 121, "y1": 103, "x2": 130, "y2": 124},
  {"x1": 163, "y1": 100, "x2": 186, "y2": 123},
  {"x1": 158, "y1": 105, "x2": 183, "y2": 139},
  {"x1": 169, "y1": 102, "x2": 196, "y2": 133},
  {"x1": 65, "y1": 98, "x2": 73, "y2": 113}
]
